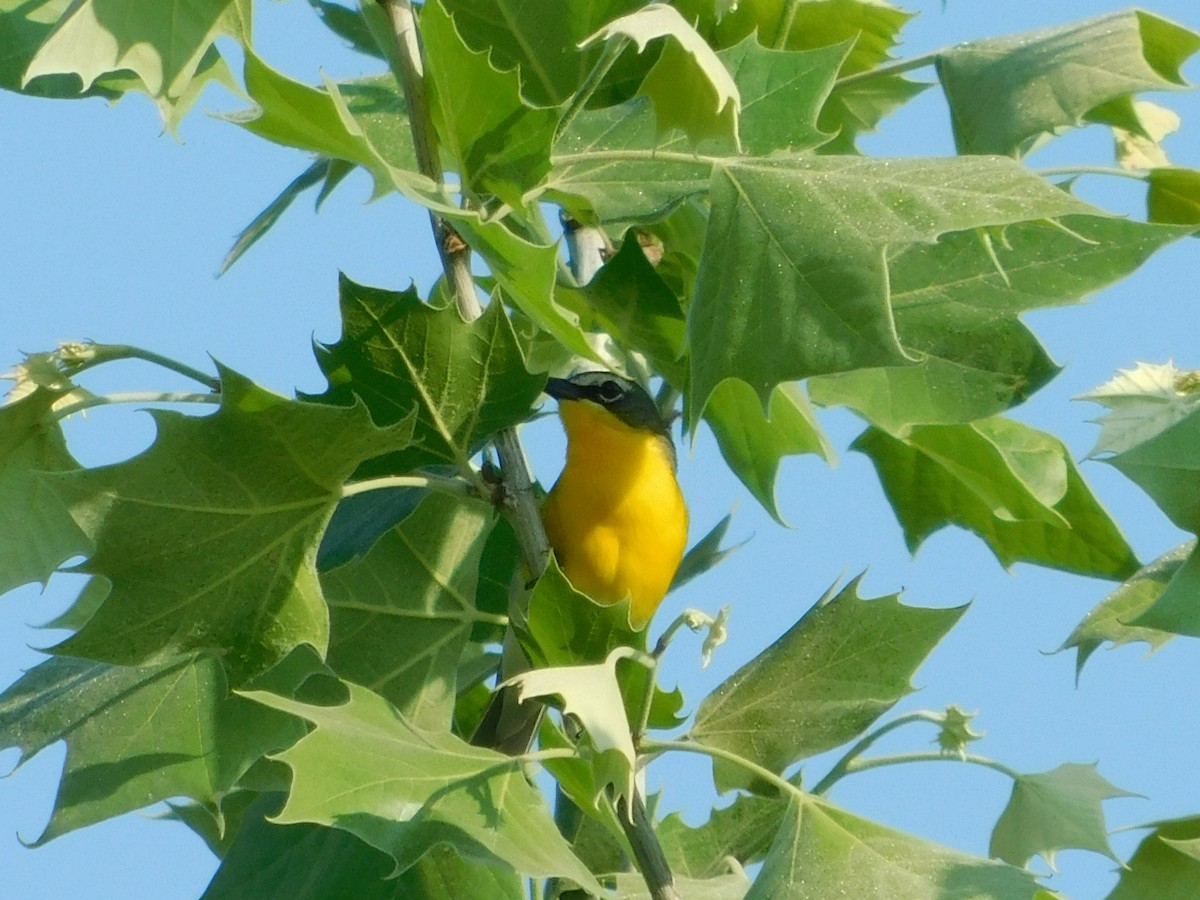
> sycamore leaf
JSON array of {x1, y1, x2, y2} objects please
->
[
  {"x1": 313, "y1": 275, "x2": 544, "y2": 477},
  {"x1": 22, "y1": 0, "x2": 250, "y2": 125},
  {"x1": 583, "y1": 3, "x2": 740, "y2": 148},
  {"x1": 810, "y1": 217, "x2": 1190, "y2": 432},
  {"x1": 1148, "y1": 167, "x2": 1200, "y2": 226},
  {"x1": 422, "y1": 0, "x2": 557, "y2": 207},
  {"x1": 1109, "y1": 816, "x2": 1200, "y2": 900},
  {"x1": 508, "y1": 646, "x2": 642, "y2": 811},
  {"x1": 855, "y1": 418, "x2": 1139, "y2": 580},
  {"x1": 704, "y1": 380, "x2": 834, "y2": 524},
  {"x1": 439, "y1": 0, "x2": 643, "y2": 106},
  {"x1": 50, "y1": 366, "x2": 414, "y2": 682},
  {"x1": 936, "y1": 11, "x2": 1200, "y2": 157},
  {"x1": 990, "y1": 763, "x2": 1137, "y2": 869},
  {"x1": 1059, "y1": 542, "x2": 1191, "y2": 678},
  {"x1": 0, "y1": 655, "x2": 303, "y2": 843},
  {"x1": 0, "y1": 386, "x2": 90, "y2": 595},
  {"x1": 165, "y1": 789, "x2": 259, "y2": 859},
  {"x1": 320, "y1": 493, "x2": 495, "y2": 731},
  {"x1": 687, "y1": 156, "x2": 1099, "y2": 424},
  {"x1": 1, "y1": 0, "x2": 110, "y2": 98},
  {"x1": 616, "y1": 871, "x2": 751, "y2": 900},
  {"x1": 244, "y1": 683, "x2": 602, "y2": 893},
  {"x1": 690, "y1": 576, "x2": 965, "y2": 793},
  {"x1": 749, "y1": 797, "x2": 1040, "y2": 899},
  {"x1": 220, "y1": 158, "x2": 354, "y2": 275},
  {"x1": 1080, "y1": 360, "x2": 1200, "y2": 456},
  {"x1": 671, "y1": 514, "x2": 744, "y2": 593},
  {"x1": 316, "y1": 478, "x2": 432, "y2": 571},
  {"x1": 303, "y1": 0, "x2": 384, "y2": 60},
  {"x1": 202, "y1": 794, "x2": 524, "y2": 900},
  {"x1": 659, "y1": 790, "x2": 787, "y2": 879},
  {"x1": 1115, "y1": 100, "x2": 1181, "y2": 171}
]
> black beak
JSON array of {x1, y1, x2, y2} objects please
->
[{"x1": 544, "y1": 376, "x2": 585, "y2": 401}]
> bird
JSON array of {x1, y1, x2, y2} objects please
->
[{"x1": 540, "y1": 370, "x2": 689, "y2": 629}]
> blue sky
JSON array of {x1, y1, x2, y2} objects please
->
[{"x1": 2, "y1": 1, "x2": 1199, "y2": 897}]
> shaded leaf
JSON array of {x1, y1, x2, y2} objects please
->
[
  {"x1": 0, "y1": 386, "x2": 89, "y2": 595},
  {"x1": 1080, "y1": 360, "x2": 1200, "y2": 457},
  {"x1": 671, "y1": 513, "x2": 743, "y2": 592},
  {"x1": 748, "y1": 797, "x2": 1040, "y2": 899},
  {"x1": 616, "y1": 871, "x2": 751, "y2": 899},
  {"x1": 687, "y1": 156, "x2": 1099, "y2": 424},
  {"x1": 990, "y1": 763, "x2": 1137, "y2": 869},
  {"x1": 659, "y1": 791, "x2": 787, "y2": 879},
  {"x1": 936, "y1": 11, "x2": 1200, "y2": 157},
  {"x1": 1109, "y1": 816, "x2": 1200, "y2": 900},
  {"x1": 0, "y1": 655, "x2": 303, "y2": 842},
  {"x1": 321, "y1": 492, "x2": 495, "y2": 730},
  {"x1": 855, "y1": 418, "x2": 1139, "y2": 579},
  {"x1": 202, "y1": 794, "x2": 523, "y2": 900},
  {"x1": 313, "y1": 275, "x2": 544, "y2": 477},
  {"x1": 690, "y1": 577, "x2": 965, "y2": 792},
  {"x1": 303, "y1": 0, "x2": 383, "y2": 59},
  {"x1": 1059, "y1": 542, "x2": 1191, "y2": 679},
  {"x1": 51, "y1": 366, "x2": 414, "y2": 682},
  {"x1": 244, "y1": 683, "x2": 602, "y2": 893},
  {"x1": 811, "y1": 217, "x2": 1189, "y2": 431},
  {"x1": 1148, "y1": 167, "x2": 1200, "y2": 226}
]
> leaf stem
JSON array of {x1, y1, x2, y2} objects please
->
[
  {"x1": 840, "y1": 750, "x2": 1021, "y2": 782},
  {"x1": 340, "y1": 473, "x2": 477, "y2": 499},
  {"x1": 642, "y1": 737, "x2": 806, "y2": 804},
  {"x1": 53, "y1": 391, "x2": 221, "y2": 421},
  {"x1": 69, "y1": 343, "x2": 221, "y2": 391},
  {"x1": 835, "y1": 51, "x2": 941, "y2": 89},
  {"x1": 810, "y1": 710, "x2": 944, "y2": 796},
  {"x1": 556, "y1": 38, "x2": 627, "y2": 142},
  {"x1": 1035, "y1": 165, "x2": 1150, "y2": 182}
]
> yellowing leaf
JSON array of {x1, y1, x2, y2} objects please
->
[{"x1": 1115, "y1": 100, "x2": 1181, "y2": 171}]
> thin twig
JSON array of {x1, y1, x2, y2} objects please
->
[{"x1": 53, "y1": 391, "x2": 220, "y2": 421}]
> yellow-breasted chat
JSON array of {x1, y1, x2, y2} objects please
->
[{"x1": 541, "y1": 371, "x2": 689, "y2": 629}]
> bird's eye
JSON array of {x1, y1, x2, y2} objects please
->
[{"x1": 597, "y1": 379, "x2": 623, "y2": 402}]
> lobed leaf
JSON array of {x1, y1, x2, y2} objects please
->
[
  {"x1": 244, "y1": 683, "x2": 602, "y2": 893},
  {"x1": 989, "y1": 763, "x2": 1137, "y2": 869},
  {"x1": 936, "y1": 11, "x2": 1200, "y2": 157},
  {"x1": 1108, "y1": 816, "x2": 1200, "y2": 900},
  {"x1": 1148, "y1": 167, "x2": 1200, "y2": 226},
  {"x1": 659, "y1": 790, "x2": 787, "y2": 879},
  {"x1": 50, "y1": 366, "x2": 414, "y2": 682},
  {"x1": 0, "y1": 386, "x2": 90, "y2": 595},
  {"x1": 855, "y1": 418, "x2": 1139, "y2": 579},
  {"x1": 689, "y1": 576, "x2": 965, "y2": 792},
  {"x1": 0, "y1": 654, "x2": 303, "y2": 843},
  {"x1": 1080, "y1": 360, "x2": 1200, "y2": 457}
]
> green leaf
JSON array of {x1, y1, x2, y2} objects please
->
[
  {"x1": 50, "y1": 366, "x2": 414, "y2": 682},
  {"x1": 615, "y1": 871, "x2": 752, "y2": 899},
  {"x1": 671, "y1": 513, "x2": 743, "y2": 592},
  {"x1": 1109, "y1": 816, "x2": 1200, "y2": 900},
  {"x1": 203, "y1": 794, "x2": 524, "y2": 900},
  {"x1": 22, "y1": 0, "x2": 250, "y2": 125},
  {"x1": 422, "y1": 0, "x2": 558, "y2": 207},
  {"x1": 303, "y1": 0, "x2": 383, "y2": 59},
  {"x1": 1148, "y1": 168, "x2": 1200, "y2": 226},
  {"x1": 165, "y1": 789, "x2": 260, "y2": 859},
  {"x1": 704, "y1": 380, "x2": 834, "y2": 524},
  {"x1": 0, "y1": 654, "x2": 303, "y2": 842},
  {"x1": 811, "y1": 217, "x2": 1190, "y2": 431},
  {"x1": 0, "y1": 387, "x2": 90, "y2": 595},
  {"x1": 1059, "y1": 541, "x2": 1191, "y2": 678},
  {"x1": 321, "y1": 493, "x2": 495, "y2": 730},
  {"x1": 855, "y1": 418, "x2": 1139, "y2": 579},
  {"x1": 244, "y1": 683, "x2": 603, "y2": 894},
  {"x1": 990, "y1": 763, "x2": 1137, "y2": 869},
  {"x1": 1080, "y1": 360, "x2": 1200, "y2": 457},
  {"x1": 818, "y1": 71, "x2": 927, "y2": 155},
  {"x1": 220, "y1": 158, "x2": 354, "y2": 275},
  {"x1": 687, "y1": 156, "x2": 1099, "y2": 424},
  {"x1": 689, "y1": 577, "x2": 966, "y2": 792},
  {"x1": 583, "y1": 3, "x2": 740, "y2": 148},
  {"x1": 717, "y1": 37, "x2": 843, "y2": 155},
  {"x1": 936, "y1": 11, "x2": 1200, "y2": 157},
  {"x1": 659, "y1": 791, "x2": 787, "y2": 878},
  {"x1": 748, "y1": 797, "x2": 1040, "y2": 899},
  {"x1": 313, "y1": 275, "x2": 544, "y2": 477},
  {"x1": 1, "y1": 0, "x2": 118, "y2": 99}
]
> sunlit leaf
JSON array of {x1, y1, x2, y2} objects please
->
[
  {"x1": 1080, "y1": 360, "x2": 1200, "y2": 456},
  {"x1": 748, "y1": 797, "x2": 1040, "y2": 899},
  {"x1": 855, "y1": 418, "x2": 1139, "y2": 579},
  {"x1": 0, "y1": 386, "x2": 89, "y2": 595},
  {"x1": 244, "y1": 683, "x2": 602, "y2": 893},
  {"x1": 0, "y1": 655, "x2": 303, "y2": 842},
  {"x1": 616, "y1": 871, "x2": 752, "y2": 899},
  {"x1": 51, "y1": 367, "x2": 414, "y2": 682},
  {"x1": 990, "y1": 763, "x2": 1137, "y2": 869},
  {"x1": 690, "y1": 577, "x2": 965, "y2": 792},
  {"x1": 936, "y1": 11, "x2": 1200, "y2": 157},
  {"x1": 1115, "y1": 100, "x2": 1181, "y2": 171},
  {"x1": 1109, "y1": 816, "x2": 1200, "y2": 900},
  {"x1": 659, "y1": 790, "x2": 787, "y2": 878}
]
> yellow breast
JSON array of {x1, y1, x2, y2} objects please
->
[{"x1": 541, "y1": 400, "x2": 688, "y2": 628}]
